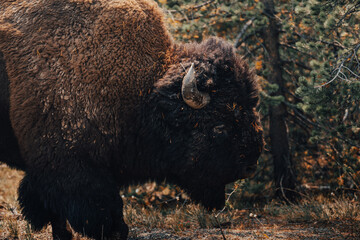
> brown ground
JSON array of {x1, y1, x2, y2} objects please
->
[
  {"x1": 0, "y1": 164, "x2": 359, "y2": 240},
  {"x1": 127, "y1": 218, "x2": 359, "y2": 239}
]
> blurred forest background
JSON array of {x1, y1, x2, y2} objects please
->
[
  {"x1": 145, "y1": 0, "x2": 360, "y2": 202},
  {"x1": 1, "y1": 0, "x2": 360, "y2": 239}
]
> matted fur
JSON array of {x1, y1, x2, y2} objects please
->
[{"x1": 0, "y1": 0, "x2": 263, "y2": 239}]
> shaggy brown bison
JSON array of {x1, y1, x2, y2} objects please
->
[{"x1": 0, "y1": 0, "x2": 264, "y2": 239}]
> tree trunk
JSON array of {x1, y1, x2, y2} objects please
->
[{"x1": 261, "y1": 0, "x2": 297, "y2": 201}]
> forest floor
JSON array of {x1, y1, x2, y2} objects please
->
[{"x1": 0, "y1": 164, "x2": 359, "y2": 240}]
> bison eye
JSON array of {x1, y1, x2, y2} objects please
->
[{"x1": 212, "y1": 124, "x2": 228, "y2": 138}]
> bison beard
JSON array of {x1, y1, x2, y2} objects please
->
[{"x1": 0, "y1": 0, "x2": 264, "y2": 239}]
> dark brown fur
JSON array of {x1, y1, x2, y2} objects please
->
[
  {"x1": 1, "y1": 0, "x2": 173, "y2": 163},
  {"x1": 0, "y1": 0, "x2": 263, "y2": 239}
]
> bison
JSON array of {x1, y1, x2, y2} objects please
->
[{"x1": 0, "y1": 0, "x2": 264, "y2": 239}]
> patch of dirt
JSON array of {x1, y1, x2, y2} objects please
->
[{"x1": 128, "y1": 220, "x2": 359, "y2": 239}]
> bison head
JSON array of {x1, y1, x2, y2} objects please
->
[{"x1": 149, "y1": 37, "x2": 264, "y2": 210}]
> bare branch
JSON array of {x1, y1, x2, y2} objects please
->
[
  {"x1": 213, "y1": 216, "x2": 227, "y2": 240},
  {"x1": 315, "y1": 63, "x2": 344, "y2": 88},
  {"x1": 234, "y1": 17, "x2": 255, "y2": 48},
  {"x1": 167, "y1": 0, "x2": 216, "y2": 13},
  {"x1": 192, "y1": 0, "x2": 216, "y2": 10},
  {"x1": 215, "y1": 187, "x2": 238, "y2": 218},
  {"x1": 315, "y1": 43, "x2": 360, "y2": 88},
  {"x1": 170, "y1": 12, "x2": 233, "y2": 23}
]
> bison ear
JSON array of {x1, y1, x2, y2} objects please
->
[{"x1": 181, "y1": 63, "x2": 210, "y2": 109}]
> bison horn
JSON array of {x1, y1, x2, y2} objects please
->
[{"x1": 181, "y1": 63, "x2": 210, "y2": 109}]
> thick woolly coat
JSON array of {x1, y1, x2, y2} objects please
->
[
  {"x1": 0, "y1": 0, "x2": 173, "y2": 167},
  {"x1": 0, "y1": 0, "x2": 263, "y2": 239}
]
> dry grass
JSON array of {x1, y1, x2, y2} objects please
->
[
  {"x1": 264, "y1": 195, "x2": 360, "y2": 222},
  {"x1": 123, "y1": 201, "x2": 235, "y2": 232},
  {"x1": 0, "y1": 164, "x2": 359, "y2": 239}
]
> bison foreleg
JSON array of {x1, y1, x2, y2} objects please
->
[
  {"x1": 107, "y1": 198, "x2": 129, "y2": 240},
  {"x1": 18, "y1": 174, "x2": 73, "y2": 239},
  {"x1": 19, "y1": 170, "x2": 128, "y2": 240},
  {"x1": 64, "y1": 184, "x2": 128, "y2": 240},
  {"x1": 18, "y1": 174, "x2": 52, "y2": 231}
]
